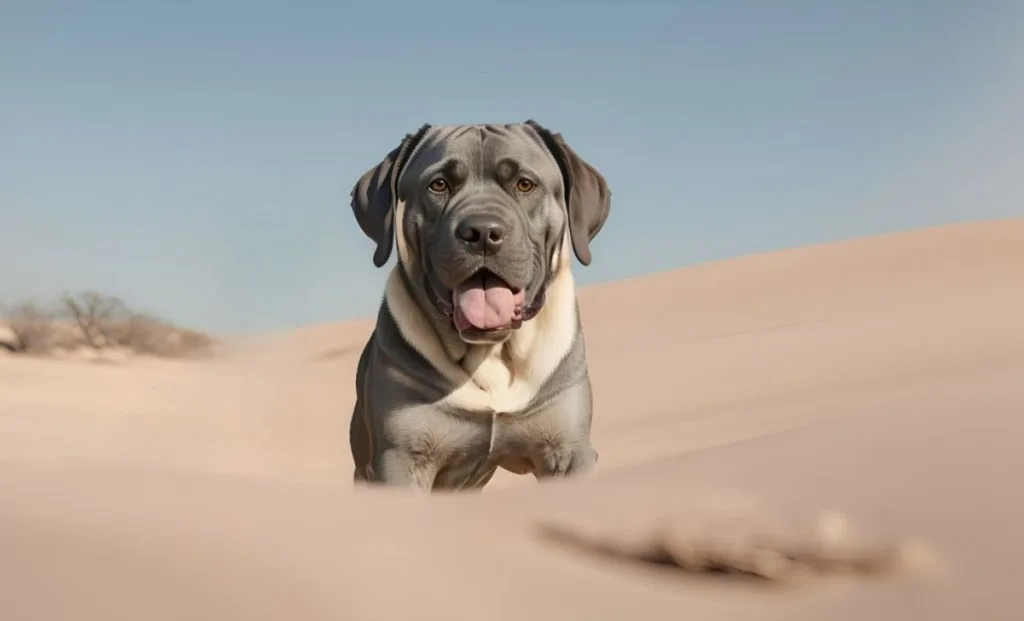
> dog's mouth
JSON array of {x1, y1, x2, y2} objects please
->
[
  {"x1": 449, "y1": 269, "x2": 525, "y2": 334},
  {"x1": 426, "y1": 266, "x2": 548, "y2": 338}
]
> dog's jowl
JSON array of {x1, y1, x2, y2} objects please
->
[{"x1": 347, "y1": 121, "x2": 611, "y2": 491}]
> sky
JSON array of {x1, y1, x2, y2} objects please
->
[{"x1": 3, "y1": 0, "x2": 1023, "y2": 334}]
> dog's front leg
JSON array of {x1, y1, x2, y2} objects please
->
[{"x1": 371, "y1": 448, "x2": 437, "y2": 491}]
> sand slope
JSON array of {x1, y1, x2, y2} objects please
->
[{"x1": 2, "y1": 219, "x2": 1022, "y2": 620}]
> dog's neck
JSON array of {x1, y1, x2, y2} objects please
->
[{"x1": 383, "y1": 254, "x2": 580, "y2": 414}]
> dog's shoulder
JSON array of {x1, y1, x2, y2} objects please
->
[{"x1": 365, "y1": 293, "x2": 455, "y2": 404}]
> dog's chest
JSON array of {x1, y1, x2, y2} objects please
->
[
  {"x1": 438, "y1": 344, "x2": 545, "y2": 413},
  {"x1": 436, "y1": 342, "x2": 585, "y2": 446},
  {"x1": 439, "y1": 388, "x2": 583, "y2": 458},
  {"x1": 430, "y1": 406, "x2": 552, "y2": 470},
  {"x1": 391, "y1": 371, "x2": 590, "y2": 489}
]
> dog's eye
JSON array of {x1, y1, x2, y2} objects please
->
[
  {"x1": 515, "y1": 178, "x2": 536, "y2": 193},
  {"x1": 428, "y1": 178, "x2": 449, "y2": 193}
]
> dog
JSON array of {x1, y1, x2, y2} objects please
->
[{"x1": 347, "y1": 120, "x2": 611, "y2": 491}]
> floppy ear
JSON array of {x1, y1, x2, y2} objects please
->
[
  {"x1": 525, "y1": 119, "x2": 611, "y2": 266},
  {"x1": 350, "y1": 124, "x2": 431, "y2": 267}
]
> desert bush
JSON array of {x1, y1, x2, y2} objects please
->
[
  {"x1": 107, "y1": 311, "x2": 214, "y2": 358},
  {"x1": 59, "y1": 290, "x2": 132, "y2": 349},
  {"x1": 2, "y1": 292, "x2": 213, "y2": 359},
  {"x1": 2, "y1": 301, "x2": 61, "y2": 354}
]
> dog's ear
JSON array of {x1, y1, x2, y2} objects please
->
[
  {"x1": 350, "y1": 124, "x2": 431, "y2": 268},
  {"x1": 525, "y1": 120, "x2": 611, "y2": 266}
]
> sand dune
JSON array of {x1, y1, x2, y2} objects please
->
[{"x1": 2, "y1": 219, "x2": 1022, "y2": 620}]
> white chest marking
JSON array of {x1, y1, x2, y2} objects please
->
[{"x1": 384, "y1": 249, "x2": 577, "y2": 415}]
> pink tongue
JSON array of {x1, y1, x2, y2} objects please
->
[{"x1": 453, "y1": 274, "x2": 517, "y2": 331}]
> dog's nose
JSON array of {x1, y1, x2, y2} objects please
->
[{"x1": 456, "y1": 214, "x2": 506, "y2": 254}]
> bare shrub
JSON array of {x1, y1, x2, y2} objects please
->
[
  {"x1": 59, "y1": 291, "x2": 131, "y2": 349},
  {"x1": 2, "y1": 301, "x2": 61, "y2": 354},
  {"x1": 107, "y1": 311, "x2": 214, "y2": 358},
  {"x1": 2, "y1": 292, "x2": 213, "y2": 359}
]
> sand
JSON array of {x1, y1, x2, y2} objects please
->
[{"x1": 1, "y1": 219, "x2": 1022, "y2": 620}]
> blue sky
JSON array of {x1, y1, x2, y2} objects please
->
[{"x1": 3, "y1": 0, "x2": 1022, "y2": 334}]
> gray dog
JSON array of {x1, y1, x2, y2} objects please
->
[{"x1": 348, "y1": 120, "x2": 611, "y2": 491}]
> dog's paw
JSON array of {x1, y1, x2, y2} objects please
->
[
  {"x1": 537, "y1": 445, "x2": 574, "y2": 477},
  {"x1": 535, "y1": 444, "x2": 598, "y2": 477}
]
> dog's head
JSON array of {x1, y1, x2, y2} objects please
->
[{"x1": 350, "y1": 121, "x2": 610, "y2": 345}]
